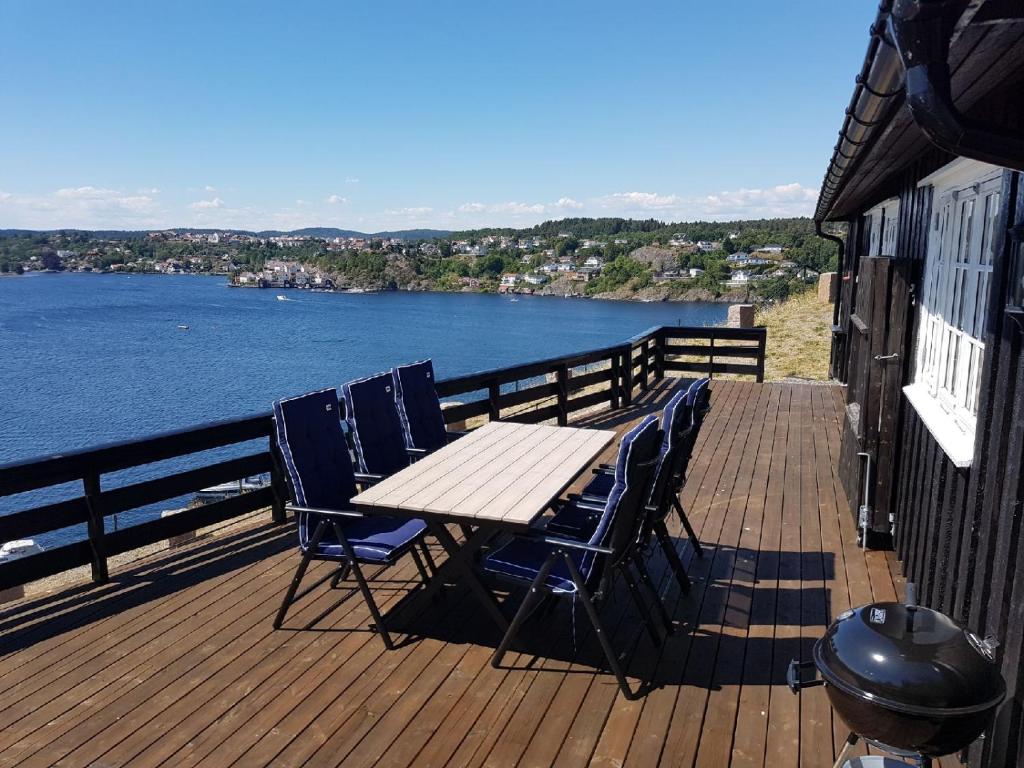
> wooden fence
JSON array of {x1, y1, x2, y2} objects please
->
[{"x1": 0, "y1": 324, "x2": 765, "y2": 592}]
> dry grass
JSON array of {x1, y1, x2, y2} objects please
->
[{"x1": 755, "y1": 288, "x2": 833, "y2": 381}]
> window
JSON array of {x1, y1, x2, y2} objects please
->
[
  {"x1": 908, "y1": 160, "x2": 1003, "y2": 464},
  {"x1": 865, "y1": 197, "x2": 900, "y2": 257}
]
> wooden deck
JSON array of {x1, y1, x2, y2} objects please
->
[{"x1": 0, "y1": 380, "x2": 933, "y2": 768}]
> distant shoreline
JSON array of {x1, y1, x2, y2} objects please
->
[{"x1": 2, "y1": 270, "x2": 748, "y2": 305}]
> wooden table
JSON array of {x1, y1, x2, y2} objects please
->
[{"x1": 352, "y1": 421, "x2": 616, "y2": 630}]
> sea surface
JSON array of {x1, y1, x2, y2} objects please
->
[{"x1": 0, "y1": 273, "x2": 727, "y2": 546}]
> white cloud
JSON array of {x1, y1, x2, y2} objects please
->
[
  {"x1": 0, "y1": 186, "x2": 164, "y2": 228},
  {"x1": 598, "y1": 191, "x2": 684, "y2": 211},
  {"x1": 326, "y1": 194, "x2": 347, "y2": 205},
  {"x1": 595, "y1": 183, "x2": 819, "y2": 220},
  {"x1": 189, "y1": 197, "x2": 225, "y2": 210},
  {"x1": 344, "y1": 178, "x2": 360, "y2": 184},
  {"x1": 458, "y1": 201, "x2": 546, "y2": 216},
  {"x1": 204, "y1": 185, "x2": 217, "y2": 193},
  {"x1": 458, "y1": 202, "x2": 487, "y2": 213},
  {"x1": 554, "y1": 197, "x2": 584, "y2": 210}
]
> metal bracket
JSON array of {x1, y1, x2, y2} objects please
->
[{"x1": 874, "y1": 352, "x2": 900, "y2": 362}]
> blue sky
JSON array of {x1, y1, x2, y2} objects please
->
[{"x1": 0, "y1": 1, "x2": 874, "y2": 231}]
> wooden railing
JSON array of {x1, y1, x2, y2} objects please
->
[{"x1": 0, "y1": 324, "x2": 766, "y2": 592}]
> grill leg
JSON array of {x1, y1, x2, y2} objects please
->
[{"x1": 832, "y1": 733, "x2": 858, "y2": 768}]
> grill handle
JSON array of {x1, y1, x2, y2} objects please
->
[{"x1": 786, "y1": 660, "x2": 824, "y2": 694}]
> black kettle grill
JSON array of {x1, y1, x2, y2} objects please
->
[{"x1": 789, "y1": 593, "x2": 1005, "y2": 768}]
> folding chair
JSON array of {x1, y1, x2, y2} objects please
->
[
  {"x1": 391, "y1": 359, "x2": 465, "y2": 453},
  {"x1": 483, "y1": 415, "x2": 664, "y2": 699},
  {"x1": 271, "y1": 387, "x2": 432, "y2": 649}
]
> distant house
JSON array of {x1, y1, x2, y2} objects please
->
[
  {"x1": 696, "y1": 240, "x2": 719, "y2": 252},
  {"x1": 523, "y1": 273, "x2": 547, "y2": 286},
  {"x1": 758, "y1": 244, "x2": 784, "y2": 254},
  {"x1": 726, "y1": 252, "x2": 750, "y2": 263},
  {"x1": 687, "y1": 267, "x2": 705, "y2": 278},
  {"x1": 499, "y1": 273, "x2": 519, "y2": 288},
  {"x1": 583, "y1": 256, "x2": 604, "y2": 269}
]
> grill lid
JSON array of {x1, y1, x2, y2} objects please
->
[{"x1": 813, "y1": 603, "x2": 1005, "y2": 716}]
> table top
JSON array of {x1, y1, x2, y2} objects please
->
[{"x1": 352, "y1": 421, "x2": 616, "y2": 529}]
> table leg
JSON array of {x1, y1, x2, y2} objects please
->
[{"x1": 423, "y1": 520, "x2": 509, "y2": 632}]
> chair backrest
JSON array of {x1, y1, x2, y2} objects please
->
[
  {"x1": 688, "y1": 377, "x2": 711, "y2": 430},
  {"x1": 273, "y1": 388, "x2": 358, "y2": 510},
  {"x1": 644, "y1": 389, "x2": 693, "y2": 527},
  {"x1": 392, "y1": 359, "x2": 448, "y2": 452},
  {"x1": 589, "y1": 415, "x2": 662, "y2": 566},
  {"x1": 342, "y1": 372, "x2": 410, "y2": 476}
]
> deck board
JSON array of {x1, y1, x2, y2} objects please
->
[{"x1": 0, "y1": 380, "x2": 930, "y2": 768}]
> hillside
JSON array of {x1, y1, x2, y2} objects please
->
[{"x1": 755, "y1": 288, "x2": 833, "y2": 381}]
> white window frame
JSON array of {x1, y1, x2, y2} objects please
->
[
  {"x1": 864, "y1": 197, "x2": 900, "y2": 257},
  {"x1": 905, "y1": 159, "x2": 1004, "y2": 467}
]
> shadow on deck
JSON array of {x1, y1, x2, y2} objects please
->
[{"x1": 0, "y1": 380, "x2": 929, "y2": 768}]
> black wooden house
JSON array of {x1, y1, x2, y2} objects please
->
[{"x1": 818, "y1": 1, "x2": 1024, "y2": 765}]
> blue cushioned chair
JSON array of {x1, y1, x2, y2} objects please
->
[
  {"x1": 272, "y1": 387, "x2": 432, "y2": 649},
  {"x1": 391, "y1": 359, "x2": 461, "y2": 453},
  {"x1": 483, "y1": 415, "x2": 664, "y2": 699},
  {"x1": 342, "y1": 371, "x2": 424, "y2": 476},
  {"x1": 546, "y1": 387, "x2": 700, "y2": 593}
]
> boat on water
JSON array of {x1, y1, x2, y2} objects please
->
[
  {"x1": 177, "y1": 324, "x2": 189, "y2": 330},
  {"x1": 195, "y1": 475, "x2": 270, "y2": 502},
  {"x1": 276, "y1": 295, "x2": 289, "y2": 301},
  {"x1": 0, "y1": 539, "x2": 43, "y2": 563},
  {"x1": 509, "y1": 297, "x2": 519, "y2": 302}
]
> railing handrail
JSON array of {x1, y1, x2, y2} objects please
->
[{"x1": 0, "y1": 323, "x2": 766, "y2": 593}]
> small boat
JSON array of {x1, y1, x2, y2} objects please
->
[
  {"x1": 509, "y1": 297, "x2": 519, "y2": 303},
  {"x1": 0, "y1": 539, "x2": 43, "y2": 563},
  {"x1": 177, "y1": 324, "x2": 190, "y2": 330},
  {"x1": 276, "y1": 295, "x2": 289, "y2": 301},
  {"x1": 196, "y1": 475, "x2": 270, "y2": 502}
]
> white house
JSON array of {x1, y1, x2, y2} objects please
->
[
  {"x1": 500, "y1": 273, "x2": 519, "y2": 287},
  {"x1": 523, "y1": 273, "x2": 547, "y2": 286}
]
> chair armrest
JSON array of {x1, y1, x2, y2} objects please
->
[
  {"x1": 539, "y1": 535, "x2": 613, "y2": 555},
  {"x1": 446, "y1": 429, "x2": 469, "y2": 440},
  {"x1": 353, "y1": 472, "x2": 386, "y2": 485},
  {"x1": 286, "y1": 504, "x2": 364, "y2": 519},
  {"x1": 565, "y1": 495, "x2": 604, "y2": 512},
  {"x1": 406, "y1": 448, "x2": 429, "y2": 460}
]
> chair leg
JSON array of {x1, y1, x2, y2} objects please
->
[
  {"x1": 273, "y1": 520, "x2": 327, "y2": 629},
  {"x1": 620, "y1": 562, "x2": 662, "y2": 646},
  {"x1": 491, "y1": 552, "x2": 557, "y2": 669},
  {"x1": 418, "y1": 539, "x2": 437, "y2": 575},
  {"x1": 563, "y1": 553, "x2": 637, "y2": 700},
  {"x1": 334, "y1": 523, "x2": 395, "y2": 650},
  {"x1": 655, "y1": 520, "x2": 692, "y2": 594},
  {"x1": 410, "y1": 546, "x2": 430, "y2": 586},
  {"x1": 672, "y1": 495, "x2": 704, "y2": 557},
  {"x1": 330, "y1": 561, "x2": 351, "y2": 589},
  {"x1": 632, "y1": 555, "x2": 674, "y2": 635}
]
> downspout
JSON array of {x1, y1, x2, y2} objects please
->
[{"x1": 890, "y1": 0, "x2": 1024, "y2": 171}]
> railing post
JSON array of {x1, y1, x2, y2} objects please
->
[
  {"x1": 709, "y1": 331, "x2": 716, "y2": 381},
  {"x1": 640, "y1": 340, "x2": 650, "y2": 391},
  {"x1": 654, "y1": 331, "x2": 666, "y2": 381},
  {"x1": 618, "y1": 350, "x2": 626, "y2": 409},
  {"x1": 756, "y1": 328, "x2": 767, "y2": 383},
  {"x1": 82, "y1": 471, "x2": 109, "y2": 584},
  {"x1": 555, "y1": 364, "x2": 569, "y2": 426},
  {"x1": 488, "y1": 381, "x2": 501, "y2": 422},
  {"x1": 609, "y1": 354, "x2": 621, "y2": 410},
  {"x1": 268, "y1": 429, "x2": 288, "y2": 524}
]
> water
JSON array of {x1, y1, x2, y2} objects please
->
[{"x1": 0, "y1": 273, "x2": 727, "y2": 545}]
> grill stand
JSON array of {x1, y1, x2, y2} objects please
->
[{"x1": 833, "y1": 733, "x2": 934, "y2": 768}]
